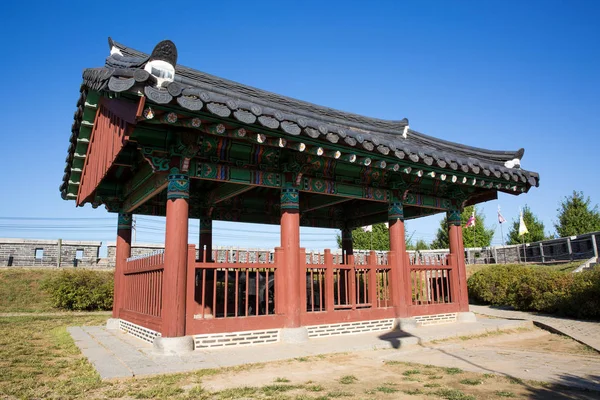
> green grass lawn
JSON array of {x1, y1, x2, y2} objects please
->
[{"x1": 0, "y1": 268, "x2": 58, "y2": 313}]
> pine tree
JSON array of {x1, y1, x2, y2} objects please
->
[
  {"x1": 430, "y1": 205, "x2": 494, "y2": 249},
  {"x1": 507, "y1": 205, "x2": 547, "y2": 244},
  {"x1": 554, "y1": 191, "x2": 600, "y2": 237}
]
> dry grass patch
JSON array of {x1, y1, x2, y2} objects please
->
[
  {"x1": 2, "y1": 315, "x2": 600, "y2": 399},
  {"x1": 0, "y1": 268, "x2": 58, "y2": 312}
]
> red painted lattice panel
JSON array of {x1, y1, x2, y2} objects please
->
[{"x1": 76, "y1": 98, "x2": 138, "y2": 205}]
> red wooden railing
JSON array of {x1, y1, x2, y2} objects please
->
[
  {"x1": 185, "y1": 245, "x2": 285, "y2": 334},
  {"x1": 301, "y1": 249, "x2": 395, "y2": 325},
  {"x1": 407, "y1": 253, "x2": 460, "y2": 316},
  {"x1": 121, "y1": 251, "x2": 164, "y2": 331},
  {"x1": 119, "y1": 245, "x2": 466, "y2": 336}
]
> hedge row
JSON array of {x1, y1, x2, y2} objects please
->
[
  {"x1": 41, "y1": 270, "x2": 114, "y2": 311},
  {"x1": 468, "y1": 264, "x2": 600, "y2": 319}
]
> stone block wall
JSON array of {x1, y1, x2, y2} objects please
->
[
  {"x1": 3, "y1": 231, "x2": 599, "y2": 269},
  {"x1": 106, "y1": 242, "x2": 167, "y2": 268},
  {"x1": 0, "y1": 238, "x2": 102, "y2": 267}
]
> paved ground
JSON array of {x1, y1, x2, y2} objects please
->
[
  {"x1": 469, "y1": 304, "x2": 600, "y2": 352},
  {"x1": 393, "y1": 329, "x2": 600, "y2": 392},
  {"x1": 69, "y1": 318, "x2": 530, "y2": 379}
]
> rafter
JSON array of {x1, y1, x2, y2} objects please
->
[
  {"x1": 206, "y1": 183, "x2": 255, "y2": 205},
  {"x1": 122, "y1": 172, "x2": 168, "y2": 213},
  {"x1": 302, "y1": 196, "x2": 353, "y2": 213}
]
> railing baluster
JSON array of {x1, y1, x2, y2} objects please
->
[
  {"x1": 233, "y1": 268, "x2": 240, "y2": 317},
  {"x1": 265, "y1": 269, "x2": 269, "y2": 315},
  {"x1": 212, "y1": 269, "x2": 217, "y2": 318},
  {"x1": 310, "y1": 269, "x2": 315, "y2": 312},
  {"x1": 224, "y1": 267, "x2": 229, "y2": 318},
  {"x1": 255, "y1": 269, "x2": 259, "y2": 316},
  {"x1": 245, "y1": 269, "x2": 249, "y2": 317},
  {"x1": 201, "y1": 269, "x2": 206, "y2": 319}
]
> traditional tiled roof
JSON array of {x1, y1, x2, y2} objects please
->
[{"x1": 61, "y1": 38, "x2": 539, "y2": 201}]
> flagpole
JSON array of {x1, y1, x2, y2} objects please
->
[{"x1": 500, "y1": 222, "x2": 506, "y2": 263}]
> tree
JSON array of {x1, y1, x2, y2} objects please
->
[
  {"x1": 351, "y1": 223, "x2": 390, "y2": 250},
  {"x1": 335, "y1": 223, "x2": 422, "y2": 250},
  {"x1": 507, "y1": 205, "x2": 547, "y2": 244},
  {"x1": 412, "y1": 239, "x2": 430, "y2": 251},
  {"x1": 430, "y1": 205, "x2": 494, "y2": 249},
  {"x1": 555, "y1": 191, "x2": 600, "y2": 237}
]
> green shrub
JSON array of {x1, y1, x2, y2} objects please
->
[
  {"x1": 468, "y1": 264, "x2": 600, "y2": 319},
  {"x1": 467, "y1": 264, "x2": 523, "y2": 305},
  {"x1": 41, "y1": 269, "x2": 113, "y2": 311},
  {"x1": 511, "y1": 268, "x2": 573, "y2": 313},
  {"x1": 564, "y1": 268, "x2": 600, "y2": 319}
]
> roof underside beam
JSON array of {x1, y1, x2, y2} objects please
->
[
  {"x1": 206, "y1": 183, "x2": 255, "y2": 205},
  {"x1": 302, "y1": 195, "x2": 353, "y2": 213},
  {"x1": 122, "y1": 172, "x2": 168, "y2": 213}
]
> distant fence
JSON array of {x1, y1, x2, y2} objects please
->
[{"x1": 2, "y1": 231, "x2": 599, "y2": 268}]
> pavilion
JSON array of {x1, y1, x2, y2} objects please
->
[{"x1": 61, "y1": 39, "x2": 539, "y2": 352}]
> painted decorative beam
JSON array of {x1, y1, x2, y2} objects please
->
[
  {"x1": 300, "y1": 176, "x2": 390, "y2": 203},
  {"x1": 401, "y1": 192, "x2": 453, "y2": 210},
  {"x1": 190, "y1": 160, "x2": 282, "y2": 188},
  {"x1": 133, "y1": 103, "x2": 533, "y2": 190}
]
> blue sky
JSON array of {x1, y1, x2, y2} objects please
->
[{"x1": 1, "y1": 1, "x2": 599, "y2": 251}]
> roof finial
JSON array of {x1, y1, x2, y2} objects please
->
[
  {"x1": 149, "y1": 40, "x2": 178, "y2": 66},
  {"x1": 144, "y1": 40, "x2": 178, "y2": 87}
]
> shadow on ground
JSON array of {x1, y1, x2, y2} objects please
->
[
  {"x1": 523, "y1": 373, "x2": 600, "y2": 399},
  {"x1": 376, "y1": 329, "x2": 414, "y2": 349}
]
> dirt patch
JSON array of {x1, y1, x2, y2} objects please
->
[
  {"x1": 198, "y1": 328, "x2": 600, "y2": 399},
  {"x1": 486, "y1": 329, "x2": 600, "y2": 356}
]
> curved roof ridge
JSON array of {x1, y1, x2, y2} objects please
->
[
  {"x1": 408, "y1": 129, "x2": 524, "y2": 162},
  {"x1": 110, "y1": 40, "x2": 409, "y2": 134}
]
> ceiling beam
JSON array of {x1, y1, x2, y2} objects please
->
[
  {"x1": 122, "y1": 172, "x2": 168, "y2": 213},
  {"x1": 206, "y1": 183, "x2": 255, "y2": 205},
  {"x1": 302, "y1": 196, "x2": 353, "y2": 213}
]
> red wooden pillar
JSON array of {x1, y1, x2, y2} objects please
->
[
  {"x1": 113, "y1": 212, "x2": 132, "y2": 318},
  {"x1": 199, "y1": 218, "x2": 213, "y2": 263},
  {"x1": 448, "y1": 209, "x2": 469, "y2": 311},
  {"x1": 388, "y1": 199, "x2": 409, "y2": 317},
  {"x1": 161, "y1": 170, "x2": 190, "y2": 337},
  {"x1": 280, "y1": 184, "x2": 301, "y2": 328}
]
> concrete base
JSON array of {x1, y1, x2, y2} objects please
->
[
  {"x1": 106, "y1": 318, "x2": 120, "y2": 330},
  {"x1": 153, "y1": 336, "x2": 195, "y2": 355},
  {"x1": 280, "y1": 327, "x2": 309, "y2": 343},
  {"x1": 395, "y1": 318, "x2": 417, "y2": 330},
  {"x1": 457, "y1": 312, "x2": 477, "y2": 323}
]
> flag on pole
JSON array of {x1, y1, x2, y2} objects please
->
[
  {"x1": 465, "y1": 211, "x2": 476, "y2": 228},
  {"x1": 498, "y1": 206, "x2": 506, "y2": 224},
  {"x1": 518, "y1": 210, "x2": 529, "y2": 236},
  {"x1": 362, "y1": 225, "x2": 373, "y2": 232}
]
